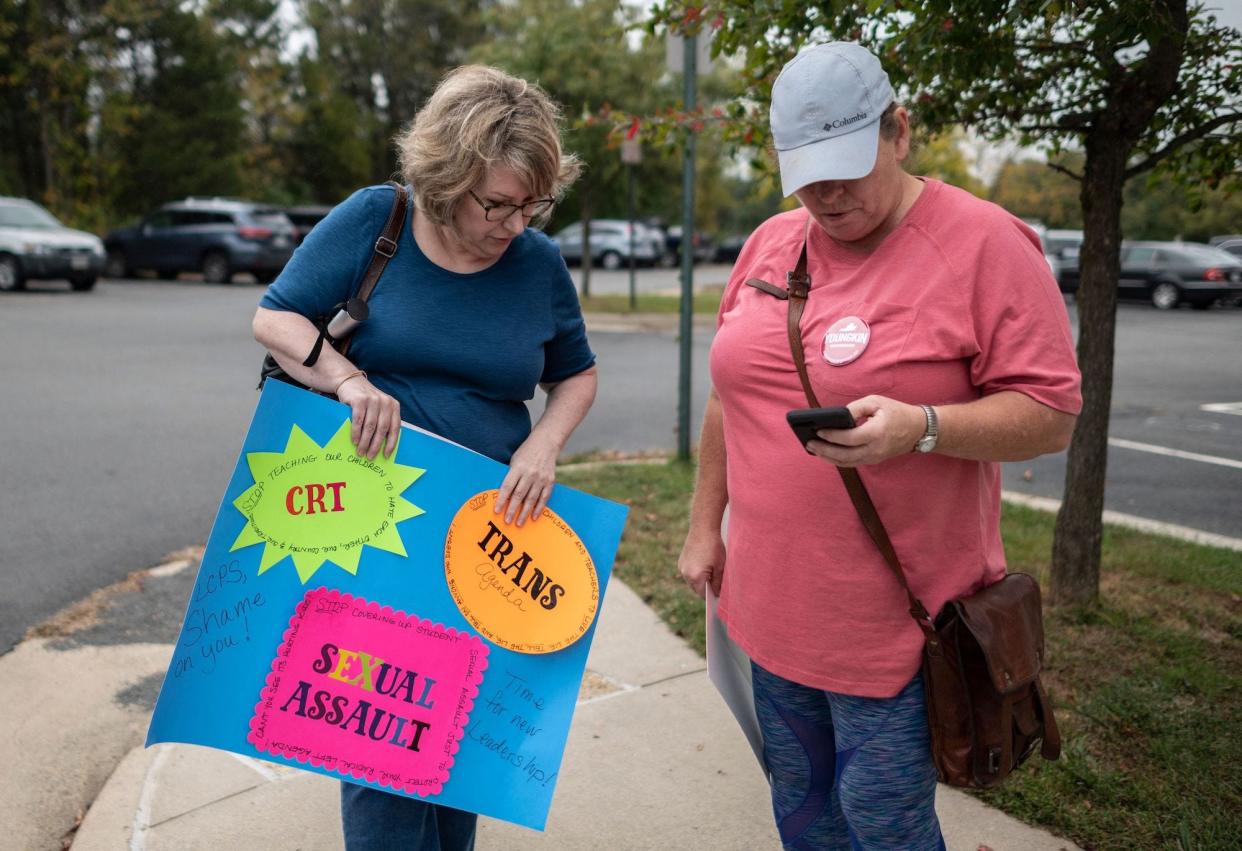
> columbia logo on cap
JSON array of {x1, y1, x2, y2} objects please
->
[{"x1": 825, "y1": 112, "x2": 869, "y2": 131}]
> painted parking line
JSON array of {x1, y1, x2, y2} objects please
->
[
  {"x1": 1201, "y1": 402, "x2": 1242, "y2": 416},
  {"x1": 1107, "y1": 437, "x2": 1242, "y2": 471}
]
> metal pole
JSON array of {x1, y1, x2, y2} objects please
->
[
  {"x1": 627, "y1": 163, "x2": 637, "y2": 311},
  {"x1": 581, "y1": 215, "x2": 591, "y2": 299},
  {"x1": 677, "y1": 32, "x2": 697, "y2": 461}
]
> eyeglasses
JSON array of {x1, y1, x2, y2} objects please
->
[{"x1": 468, "y1": 190, "x2": 555, "y2": 222}]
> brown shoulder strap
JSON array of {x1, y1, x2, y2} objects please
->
[
  {"x1": 783, "y1": 235, "x2": 936, "y2": 636},
  {"x1": 338, "y1": 181, "x2": 408, "y2": 358}
]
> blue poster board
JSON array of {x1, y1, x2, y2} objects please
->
[{"x1": 147, "y1": 380, "x2": 628, "y2": 830}]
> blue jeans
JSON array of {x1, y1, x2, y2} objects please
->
[
  {"x1": 752, "y1": 662, "x2": 945, "y2": 851},
  {"x1": 340, "y1": 783, "x2": 477, "y2": 851}
]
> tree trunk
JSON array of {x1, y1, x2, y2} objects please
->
[
  {"x1": 40, "y1": 99, "x2": 56, "y2": 202},
  {"x1": 1049, "y1": 1, "x2": 1188, "y2": 606},
  {"x1": 1049, "y1": 141, "x2": 1127, "y2": 606}
]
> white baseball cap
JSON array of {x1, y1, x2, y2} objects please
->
[{"x1": 770, "y1": 42, "x2": 895, "y2": 197}]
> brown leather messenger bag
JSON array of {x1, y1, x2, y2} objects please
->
[{"x1": 744, "y1": 236, "x2": 1062, "y2": 788}]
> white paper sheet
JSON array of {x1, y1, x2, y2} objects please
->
[{"x1": 706, "y1": 586, "x2": 767, "y2": 774}]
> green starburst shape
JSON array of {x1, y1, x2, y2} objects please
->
[{"x1": 230, "y1": 422, "x2": 425, "y2": 583}]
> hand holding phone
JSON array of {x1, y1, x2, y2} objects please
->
[{"x1": 786, "y1": 406, "x2": 857, "y2": 449}]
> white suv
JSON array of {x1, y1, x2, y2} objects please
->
[
  {"x1": 0, "y1": 197, "x2": 106, "y2": 292},
  {"x1": 551, "y1": 220, "x2": 665, "y2": 269}
]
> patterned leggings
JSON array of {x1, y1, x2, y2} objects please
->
[{"x1": 751, "y1": 662, "x2": 945, "y2": 851}]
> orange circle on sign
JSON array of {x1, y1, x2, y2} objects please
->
[{"x1": 444, "y1": 490, "x2": 599, "y2": 654}]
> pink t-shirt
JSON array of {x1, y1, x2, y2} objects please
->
[{"x1": 712, "y1": 179, "x2": 1082, "y2": 698}]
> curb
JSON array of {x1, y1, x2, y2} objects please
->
[{"x1": 1001, "y1": 490, "x2": 1242, "y2": 552}]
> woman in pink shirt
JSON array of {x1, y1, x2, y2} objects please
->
[{"x1": 678, "y1": 43, "x2": 1082, "y2": 850}]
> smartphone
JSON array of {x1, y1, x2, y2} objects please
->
[{"x1": 786, "y1": 406, "x2": 857, "y2": 448}]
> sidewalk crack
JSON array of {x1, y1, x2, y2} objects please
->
[
  {"x1": 640, "y1": 666, "x2": 707, "y2": 688},
  {"x1": 143, "y1": 782, "x2": 266, "y2": 831}
]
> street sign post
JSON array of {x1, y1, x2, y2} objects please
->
[
  {"x1": 677, "y1": 33, "x2": 697, "y2": 461},
  {"x1": 621, "y1": 140, "x2": 641, "y2": 311}
]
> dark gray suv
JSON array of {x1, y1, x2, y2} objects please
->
[{"x1": 104, "y1": 199, "x2": 296, "y2": 283}]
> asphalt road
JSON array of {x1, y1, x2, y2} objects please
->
[
  {"x1": 2, "y1": 277, "x2": 266, "y2": 654},
  {"x1": 2, "y1": 272, "x2": 1239, "y2": 654},
  {"x1": 998, "y1": 301, "x2": 1242, "y2": 534}
]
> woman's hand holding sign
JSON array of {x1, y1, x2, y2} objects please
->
[
  {"x1": 337, "y1": 374, "x2": 402, "y2": 461},
  {"x1": 495, "y1": 431, "x2": 558, "y2": 527},
  {"x1": 495, "y1": 367, "x2": 599, "y2": 527}
]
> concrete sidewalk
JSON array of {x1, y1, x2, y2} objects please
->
[{"x1": 67, "y1": 578, "x2": 1081, "y2": 851}]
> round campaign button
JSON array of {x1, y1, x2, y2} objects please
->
[
  {"x1": 444, "y1": 490, "x2": 599, "y2": 654},
  {"x1": 822, "y1": 315, "x2": 871, "y2": 365}
]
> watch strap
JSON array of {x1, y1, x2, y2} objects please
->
[{"x1": 916, "y1": 404, "x2": 939, "y2": 452}]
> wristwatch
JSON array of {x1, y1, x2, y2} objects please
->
[{"x1": 915, "y1": 404, "x2": 939, "y2": 453}]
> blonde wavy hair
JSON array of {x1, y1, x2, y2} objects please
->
[{"x1": 396, "y1": 65, "x2": 581, "y2": 231}]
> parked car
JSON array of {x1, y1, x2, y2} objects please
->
[
  {"x1": 1056, "y1": 240, "x2": 1242, "y2": 307},
  {"x1": 550, "y1": 220, "x2": 664, "y2": 269},
  {"x1": 1208, "y1": 234, "x2": 1242, "y2": 260},
  {"x1": 640, "y1": 218, "x2": 677, "y2": 266},
  {"x1": 1110, "y1": 241, "x2": 1242, "y2": 309},
  {"x1": 1042, "y1": 228, "x2": 1083, "y2": 292},
  {"x1": 0, "y1": 196, "x2": 105, "y2": 292},
  {"x1": 665, "y1": 225, "x2": 716, "y2": 264},
  {"x1": 104, "y1": 198, "x2": 297, "y2": 284},
  {"x1": 284, "y1": 204, "x2": 334, "y2": 245},
  {"x1": 713, "y1": 232, "x2": 750, "y2": 264}
]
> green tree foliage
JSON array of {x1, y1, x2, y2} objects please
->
[
  {"x1": 991, "y1": 153, "x2": 1242, "y2": 238},
  {"x1": 655, "y1": 0, "x2": 1242, "y2": 605},
  {"x1": 1121, "y1": 170, "x2": 1242, "y2": 240},
  {"x1": 101, "y1": 2, "x2": 249, "y2": 218},
  {"x1": 990, "y1": 158, "x2": 1083, "y2": 228},
  {"x1": 281, "y1": 55, "x2": 374, "y2": 203},
  {"x1": 0, "y1": 0, "x2": 286, "y2": 226},
  {"x1": 906, "y1": 128, "x2": 986, "y2": 196},
  {"x1": 207, "y1": 0, "x2": 298, "y2": 203},
  {"x1": 0, "y1": 0, "x2": 112, "y2": 226},
  {"x1": 714, "y1": 170, "x2": 788, "y2": 238},
  {"x1": 471, "y1": 0, "x2": 745, "y2": 293},
  {"x1": 0, "y1": 0, "x2": 487, "y2": 224},
  {"x1": 471, "y1": 0, "x2": 683, "y2": 231},
  {"x1": 299, "y1": 0, "x2": 485, "y2": 187}
]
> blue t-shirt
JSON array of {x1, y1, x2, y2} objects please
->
[{"x1": 260, "y1": 185, "x2": 595, "y2": 463}]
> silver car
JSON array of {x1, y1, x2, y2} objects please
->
[
  {"x1": 551, "y1": 220, "x2": 664, "y2": 269},
  {"x1": 0, "y1": 196, "x2": 106, "y2": 292}
]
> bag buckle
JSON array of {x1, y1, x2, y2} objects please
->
[
  {"x1": 987, "y1": 748, "x2": 1002, "y2": 775},
  {"x1": 785, "y1": 270, "x2": 810, "y2": 299},
  {"x1": 374, "y1": 236, "x2": 397, "y2": 258}
]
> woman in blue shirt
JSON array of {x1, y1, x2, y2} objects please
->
[{"x1": 253, "y1": 65, "x2": 597, "y2": 851}]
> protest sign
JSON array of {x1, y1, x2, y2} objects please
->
[{"x1": 147, "y1": 380, "x2": 628, "y2": 829}]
